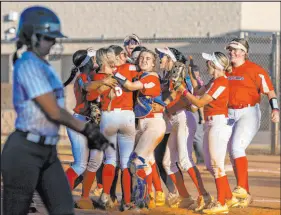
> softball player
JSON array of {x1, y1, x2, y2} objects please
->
[
  {"x1": 114, "y1": 49, "x2": 166, "y2": 208},
  {"x1": 123, "y1": 34, "x2": 141, "y2": 63},
  {"x1": 1, "y1": 6, "x2": 110, "y2": 214},
  {"x1": 225, "y1": 38, "x2": 280, "y2": 207},
  {"x1": 92, "y1": 47, "x2": 138, "y2": 211},
  {"x1": 177, "y1": 52, "x2": 241, "y2": 214},
  {"x1": 156, "y1": 47, "x2": 212, "y2": 211}
]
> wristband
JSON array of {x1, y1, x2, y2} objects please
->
[
  {"x1": 113, "y1": 72, "x2": 127, "y2": 86},
  {"x1": 269, "y1": 98, "x2": 279, "y2": 111},
  {"x1": 182, "y1": 89, "x2": 189, "y2": 97}
]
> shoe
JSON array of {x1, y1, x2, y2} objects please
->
[
  {"x1": 148, "y1": 192, "x2": 156, "y2": 208},
  {"x1": 93, "y1": 186, "x2": 103, "y2": 197},
  {"x1": 155, "y1": 191, "x2": 165, "y2": 207},
  {"x1": 120, "y1": 201, "x2": 139, "y2": 211},
  {"x1": 202, "y1": 201, "x2": 229, "y2": 214},
  {"x1": 167, "y1": 192, "x2": 182, "y2": 208},
  {"x1": 75, "y1": 197, "x2": 94, "y2": 210},
  {"x1": 111, "y1": 196, "x2": 119, "y2": 206},
  {"x1": 179, "y1": 195, "x2": 195, "y2": 209},
  {"x1": 225, "y1": 196, "x2": 239, "y2": 208},
  {"x1": 194, "y1": 192, "x2": 214, "y2": 212},
  {"x1": 232, "y1": 186, "x2": 248, "y2": 199},
  {"x1": 237, "y1": 194, "x2": 253, "y2": 208},
  {"x1": 99, "y1": 193, "x2": 114, "y2": 209}
]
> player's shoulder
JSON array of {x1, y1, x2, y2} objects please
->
[
  {"x1": 246, "y1": 60, "x2": 266, "y2": 72},
  {"x1": 118, "y1": 63, "x2": 137, "y2": 71}
]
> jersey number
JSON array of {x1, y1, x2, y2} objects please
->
[{"x1": 115, "y1": 86, "x2": 123, "y2": 97}]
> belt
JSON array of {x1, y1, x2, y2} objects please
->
[
  {"x1": 141, "y1": 112, "x2": 163, "y2": 119},
  {"x1": 228, "y1": 104, "x2": 256, "y2": 109},
  {"x1": 102, "y1": 107, "x2": 133, "y2": 112},
  {"x1": 16, "y1": 129, "x2": 59, "y2": 146}
]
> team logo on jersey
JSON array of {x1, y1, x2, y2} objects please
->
[{"x1": 227, "y1": 76, "x2": 244, "y2": 81}]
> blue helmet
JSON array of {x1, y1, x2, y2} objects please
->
[{"x1": 16, "y1": 6, "x2": 66, "y2": 44}]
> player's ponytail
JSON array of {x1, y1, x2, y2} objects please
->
[
  {"x1": 63, "y1": 67, "x2": 79, "y2": 87},
  {"x1": 12, "y1": 40, "x2": 24, "y2": 65}
]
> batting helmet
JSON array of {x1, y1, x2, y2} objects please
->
[{"x1": 16, "y1": 6, "x2": 66, "y2": 45}]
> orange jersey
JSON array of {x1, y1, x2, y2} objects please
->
[
  {"x1": 139, "y1": 73, "x2": 161, "y2": 97},
  {"x1": 73, "y1": 73, "x2": 92, "y2": 115},
  {"x1": 94, "y1": 64, "x2": 138, "y2": 111},
  {"x1": 204, "y1": 76, "x2": 229, "y2": 119},
  {"x1": 226, "y1": 60, "x2": 274, "y2": 107}
]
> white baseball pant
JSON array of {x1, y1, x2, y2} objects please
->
[
  {"x1": 163, "y1": 110, "x2": 197, "y2": 175},
  {"x1": 67, "y1": 113, "x2": 103, "y2": 175},
  {"x1": 100, "y1": 109, "x2": 135, "y2": 170},
  {"x1": 134, "y1": 114, "x2": 166, "y2": 175},
  {"x1": 228, "y1": 104, "x2": 261, "y2": 160},
  {"x1": 203, "y1": 115, "x2": 233, "y2": 178}
]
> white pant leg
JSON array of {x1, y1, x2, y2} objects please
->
[
  {"x1": 87, "y1": 149, "x2": 104, "y2": 172},
  {"x1": 117, "y1": 110, "x2": 136, "y2": 170},
  {"x1": 100, "y1": 111, "x2": 118, "y2": 167},
  {"x1": 177, "y1": 111, "x2": 197, "y2": 171},
  {"x1": 67, "y1": 113, "x2": 89, "y2": 175},
  {"x1": 163, "y1": 129, "x2": 179, "y2": 175},
  {"x1": 228, "y1": 104, "x2": 261, "y2": 159},
  {"x1": 134, "y1": 117, "x2": 166, "y2": 160},
  {"x1": 206, "y1": 115, "x2": 233, "y2": 178},
  {"x1": 203, "y1": 124, "x2": 212, "y2": 174}
]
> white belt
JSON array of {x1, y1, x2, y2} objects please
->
[{"x1": 26, "y1": 132, "x2": 59, "y2": 145}]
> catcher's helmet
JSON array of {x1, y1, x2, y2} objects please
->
[{"x1": 16, "y1": 6, "x2": 66, "y2": 44}]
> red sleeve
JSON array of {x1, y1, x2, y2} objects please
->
[
  {"x1": 206, "y1": 79, "x2": 227, "y2": 100},
  {"x1": 139, "y1": 75, "x2": 161, "y2": 97},
  {"x1": 255, "y1": 66, "x2": 274, "y2": 94}
]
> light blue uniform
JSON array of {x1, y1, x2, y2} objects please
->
[{"x1": 13, "y1": 51, "x2": 64, "y2": 138}]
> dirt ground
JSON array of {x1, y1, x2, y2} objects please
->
[{"x1": 27, "y1": 153, "x2": 280, "y2": 215}]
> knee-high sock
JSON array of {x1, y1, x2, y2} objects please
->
[
  {"x1": 169, "y1": 171, "x2": 189, "y2": 198},
  {"x1": 224, "y1": 175, "x2": 233, "y2": 199},
  {"x1": 122, "y1": 168, "x2": 131, "y2": 204},
  {"x1": 187, "y1": 166, "x2": 206, "y2": 196},
  {"x1": 102, "y1": 164, "x2": 115, "y2": 194},
  {"x1": 234, "y1": 157, "x2": 248, "y2": 192},
  {"x1": 147, "y1": 173, "x2": 153, "y2": 194},
  {"x1": 215, "y1": 177, "x2": 226, "y2": 205},
  {"x1": 82, "y1": 170, "x2": 96, "y2": 198},
  {"x1": 151, "y1": 163, "x2": 163, "y2": 192},
  {"x1": 65, "y1": 167, "x2": 78, "y2": 190}
]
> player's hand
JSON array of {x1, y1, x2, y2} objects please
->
[
  {"x1": 81, "y1": 122, "x2": 115, "y2": 150},
  {"x1": 175, "y1": 84, "x2": 185, "y2": 93},
  {"x1": 271, "y1": 110, "x2": 280, "y2": 123},
  {"x1": 102, "y1": 76, "x2": 118, "y2": 88}
]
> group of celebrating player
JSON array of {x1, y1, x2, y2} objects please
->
[{"x1": 63, "y1": 34, "x2": 280, "y2": 214}]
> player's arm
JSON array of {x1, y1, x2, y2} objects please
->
[
  {"x1": 257, "y1": 68, "x2": 279, "y2": 123},
  {"x1": 177, "y1": 85, "x2": 213, "y2": 108},
  {"x1": 84, "y1": 76, "x2": 118, "y2": 91},
  {"x1": 164, "y1": 90, "x2": 177, "y2": 106},
  {"x1": 113, "y1": 72, "x2": 144, "y2": 91}
]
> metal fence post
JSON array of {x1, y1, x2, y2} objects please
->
[{"x1": 271, "y1": 32, "x2": 280, "y2": 155}]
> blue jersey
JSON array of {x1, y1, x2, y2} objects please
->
[{"x1": 13, "y1": 51, "x2": 64, "y2": 136}]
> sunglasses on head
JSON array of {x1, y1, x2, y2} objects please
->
[{"x1": 124, "y1": 39, "x2": 139, "y2": 46}]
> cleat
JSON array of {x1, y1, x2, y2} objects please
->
[
  {"x1": 225, "y1": 196, "x2": 239, "y2": 208},
  {"x1": 75, "y1": 197, "x2": 94, "y2": 210},
  {"x1": 237, "y1": 194, "x2": 253, "y2": 208},
  {"x1": 155, "y1": 191, "x2": 165, "y2": 207},
  {"x1": 147, "y1": 192, "x2": 156, "y2": 208},
  {"x1": 93, "y1": 186, "x2": 103, "y2": 197},
  {"x1": 194, "y1": 192, "x2": 214, "y2": 212},
  {"x1": 120, "y1": 201, "x2": 138, "y2": 211},
  {"x1": 167, "y1": 192, "x2": 181, "y2": 208},
  {"x1": 98, "y1": 193, "x2": 114, "y2": 210},
  {"x1": 232, "y1": 186, "x2": 248, "y2": 199},
  {"x1": 202, "y1": 201, "x2": 229, "y2": 214}
]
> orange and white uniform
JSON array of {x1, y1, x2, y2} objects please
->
[
  {"x1": 226, "y1": 60, "x2": 274, "y2": 160},
  {"x1": 162, "y1": 82, "x2": 197, "y2": 175},
  {"x1": 134, "y1": 73, "x2": 166, "y2": 175},
  {"x1": 93, "y1": 63, "x2": 138, "y2": 204},
  {"x1": 202, "y1": 76, "x2": 233, "y2": 179}
]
